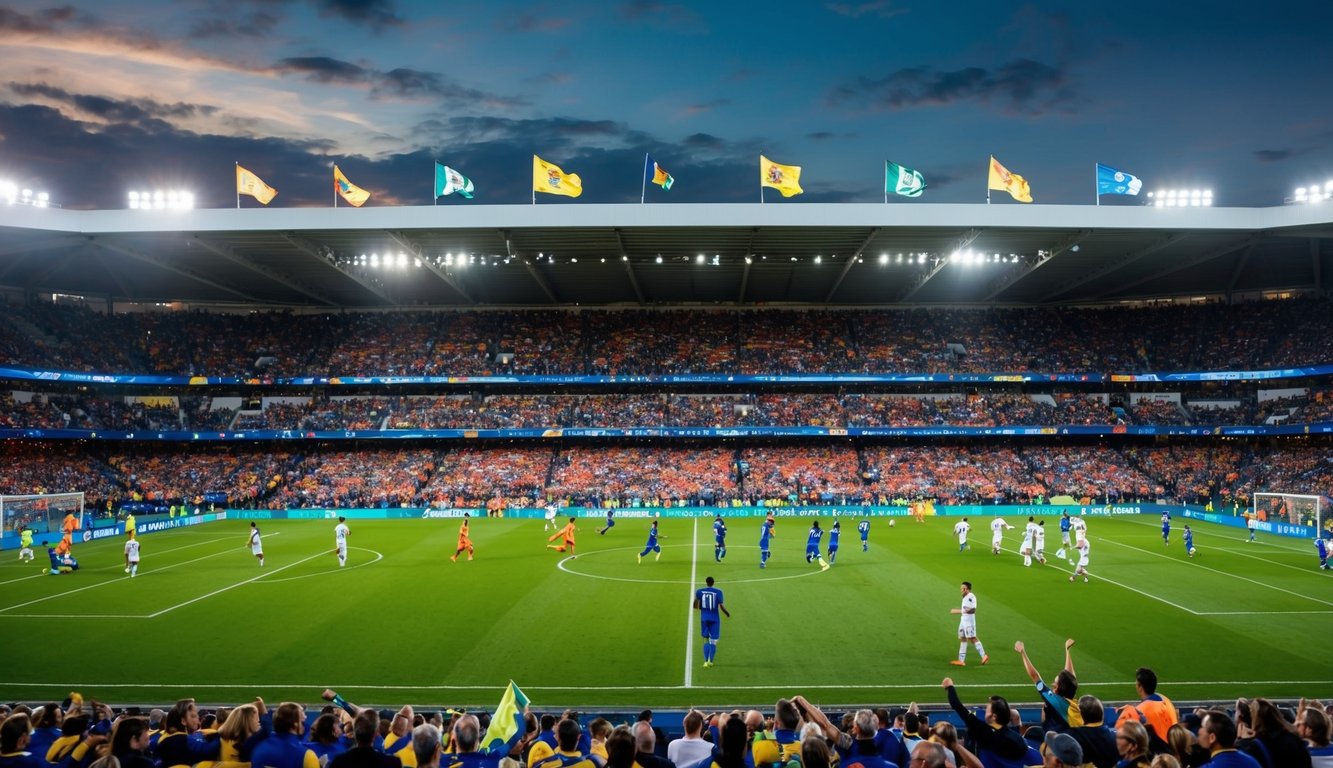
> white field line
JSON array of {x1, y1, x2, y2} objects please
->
[
  {"x1": 995, "y1": 543, "x2": 1202, "y2": 615},
  {"x1": 0, "y1": 536, "x2": 234, "y2": 584},
  {"x1": 684, "y1": 518, "x2": 698, "y2": 688},
  {"x1": 1122, "y1": 518, "x2": 1328, "y2": 575},
  {"x1": 1098, "y1": 537, "x2": 1333, "y2": 608},
  {"x1": 0, "y1": 534, "x2": 280, "y2": 615},
  {"x1": 147, "y1": 549, "x2": 326, "y2": 618}
]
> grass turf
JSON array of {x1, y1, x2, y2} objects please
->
[{"x1": 0, "y1": 514, "x2": 1329, "y2": 708}]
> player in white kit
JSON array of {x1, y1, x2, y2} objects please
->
[
  {"x1": 1033, "y1": 520, "x2": 1047, "y2": 565},
  {"x1": 953, "y1": 518, "x2": 971, "y2": 552},
  {"x1": 1069, "y1": 538, "x2": 1091, "y2": 583},
  {"x1": 949, "y1": 581, "x2": 988, "y2": 666},
  {"x1": 334, "y1": 516, "x2": 350, "y2": 567},
  {"x1": 990, "y1": 517, "x2": 1013, "y2": 555},
  {"x1": 1020, "y1": 516, "x2": 1039, "y2": 566},
  {"x1": 123, "y1": 533, "x2": 140, "y2": 577}
]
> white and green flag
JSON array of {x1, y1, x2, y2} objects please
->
[
  {"x1": 435, "y1": 162, "x2": 475, "y2": 199},
  {"x1": 885, "y1": 160, "x2": 925, "y2": 198}
]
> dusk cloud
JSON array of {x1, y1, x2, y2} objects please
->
[{"x1": 832, "y1": 59, "x2": 1075, "y2": 114}]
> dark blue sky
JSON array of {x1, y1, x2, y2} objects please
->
[{"x1": 1, "y1": 0, "x2": 1331, "y2": 209}]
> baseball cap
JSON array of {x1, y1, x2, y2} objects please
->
[{"x1": 1044, "y1": 732, "x2": 1082, "y2": 764}]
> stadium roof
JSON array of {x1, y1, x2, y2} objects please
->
[{"x1": 0, "y1": 203, "x2": 1329, "y2": 308}]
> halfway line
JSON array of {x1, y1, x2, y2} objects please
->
[{"x1": 683, "y1": 517, "x2": 698, "y2": 688}]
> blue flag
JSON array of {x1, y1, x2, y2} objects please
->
[{"x1": 1096, "y1": 163, "x2": 1142, "y2": 196}]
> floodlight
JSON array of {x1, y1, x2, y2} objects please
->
[{"x1": 879, "y1": 254, "x2": 888, "y2": 265}]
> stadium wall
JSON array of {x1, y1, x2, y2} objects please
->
[{"x1": 0, "y1": 510, "x2": 226, "y2": 550}]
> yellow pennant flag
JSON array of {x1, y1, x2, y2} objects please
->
[
  {"x1": 760, "y1": 155, "x2": 803, "y2": 197},
  {"x1": 236, "y1": 164, "x2": 277, "y2": 205},
  {"x1": 333, "y1": 164, "x2": 370, "y2": 207},
  {"x1": 532, "y1": 155, "x2": 582, "y2": 198},
  {"x1": 987, "y1": 155, "x2": 1032, "y2": 202}
]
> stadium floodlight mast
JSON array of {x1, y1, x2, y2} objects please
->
[
  {"x1": 127, "y1": 189, "x2": 195, "y2": 210},
  {"x1": 1, "y1": 180, "x2": 52, "y2": 207},
  {"x1": 1290, "y1": 181, "x2": 1333, "y2": 204},
  {"x1": 1144, "y1": 189, "x2": 1213, "y2": 207}
]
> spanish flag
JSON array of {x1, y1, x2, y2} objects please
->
[
  {"x1": 760, "y1": 155, "x2": 803, "y2": 197},
  {"x1": 479, "y1": 681, "x2": 530, "y2": 754},
  {"x1": 987, "y1": 156, "x2": 1032, "y2": 202},
  {"x1": 333, "y1": 164, "x2": 370, "y2": 207},
  {"x1": 532, "y1": 155, "x2": 582, "y2": 198},
  {"x1": 236, "y1": 164, "x2": 277, "y2": 205}
]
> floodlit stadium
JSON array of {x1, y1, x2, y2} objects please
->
[{"x1": 0, "y1": 200, "x2": 1331, "y2": 718}]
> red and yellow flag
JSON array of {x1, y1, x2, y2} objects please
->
[
  {"x1": 333, "y1": 164, "x2": 370, "y2": 207},
  {"x1": 987, "y1": 156, "x2": 1032, "y2": 202}
]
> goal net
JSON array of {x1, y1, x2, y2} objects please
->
[
  {"x1": 1252, "y1": 492, "x2": 1325, "y2": 533},
  {"x1": 1, "y1": 493, "x2": 86, "y2": 540}
]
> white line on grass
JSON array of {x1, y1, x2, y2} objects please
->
[
  {"x1": 0, "y1": 533, "x2": 282, "y2": 616},
  {"x1": 253, "y1": 548, "x2": 384, "y2": 584},
  {"x1": 1099, "y1": 537, "x2": 1333, "y2": 607},
  {"x1": 684, "y1": 517, "x2": 698, "y2": 688},
  {"x1": 1124, "y1": 517, "x2": 1313, "y2": 555},
  {"x1": 147, "y1": 549, "x2": 326, "y2": 617},
  {"x1": 1196, "y1": 610, "x2": 1333, "y2": 616},
  {"x1": 557, "y1": 545, "x2": 824, "y2": 586},
  {"x1": 0, "y1": 536, "x2": 234, "y2": 583},
  {"x1": 995, "y1": 543, "x2": 1202, "y2": 615}
]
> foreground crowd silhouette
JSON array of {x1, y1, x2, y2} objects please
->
[{"x1": 2, "y1": 664, "x2": 1332, "y2": 768}]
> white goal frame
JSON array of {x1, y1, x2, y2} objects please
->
[
  {"x1": 1252, "y1": 492, "x2": 1324, "y2": 532},
  {"x1": 0, "y1": 492, "x2": 86, "y2": 539}
]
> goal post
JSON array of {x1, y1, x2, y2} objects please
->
[
  {"x1": 1252, "y1": 492, "x2": 1325, "y2": 534},
  {"x1": 0, "y1": 492, "x2": 86, "y2": 541}
]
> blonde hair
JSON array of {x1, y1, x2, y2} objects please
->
[{"x1": 217, "y1": 704, "x2": 259, "y2": 742}]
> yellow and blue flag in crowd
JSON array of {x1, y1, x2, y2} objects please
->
[{"x1": 480, "y1": 681, "x2": 530, "y2": 754}]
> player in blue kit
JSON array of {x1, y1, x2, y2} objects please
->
[
  {"x1": 759, "y1": 517, "x2": 775, "y2": 568},
  {"x1": 858, "y1": 518, "x2": 870, "y2": 551},
  {"x1": 805, "y1": 521, "x2": 830, "y2": 571},
  {"x1": 827, "y1": 520, "x2": 841, "y2": 564},
  {"x1": 638, "y1": 520, "x2": 661, "y2": 563},
  {"x1": 713, "y1": 515, "x2": 727, "y2": 562},
  {"x1": 598, "y1": 510, "x2": 615, "y2": 535},
  {"x1": 694, "y1": 576, "x2": 731, "y2": 668},
  {"x1": 1183, "y1": 524, "x2": 1195, "y2": 558},
  {"x1": 1161, "y1": 511, "x2": 1171, "y2": 545},
  {"x1": 1317, "y1": 537, "x2": 1329, "y2": 570}
]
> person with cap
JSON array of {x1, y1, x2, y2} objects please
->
[{"x1": 1043, "y1": 732, "x2": 1084, "y2": 768}]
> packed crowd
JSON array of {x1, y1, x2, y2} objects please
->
[
  {"x1": 2, "y1": 298, "x2": 1332, "y2": 378},
  {"x1": 0, "y1": 441, "x2": 1327, "y2": 511},
  {"x1": 6, "y1": 392, "x2": 1333, "y2": 434},
  {"x1": 1, "y1": 671, "x2": 1330, "y2": 768}
]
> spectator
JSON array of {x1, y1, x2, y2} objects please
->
[
  {"x1": 330, "y1": 710, "x2": 401, "y2": 768},
  {"x1": 1116, "y1": 669, "x2": 1178, "y2": 747},
  {"x1": 1043, "y1": 732, "x2": 1083, "y2": 768},
  {"x1": 248, "y1": 702, "x2": 316, "y2": 768},
  {"x1": 1066, "y1": 696, "x2": 1119, "y2": 768},
  {"x1": 217, "y1": 701, "x2": 268, "y2": 768},
  {"x1": 1014, "y1": 639, "x2": 1081, "y2": 730},
  {"x1": 632, "y1": 722, "x2": 671, "y2": 768},
  {"x1": 602, "y1": 728, "x2": 636, "y2": 768},
  {"x1": 1299, "y1": 707, "x2": 1333, "y2": 767},
  {"x1": 667, "y1": 712, "x2": 711, "y2": 768},
  {"x1": 92, "y1": 717, "x2": 153, "y2": 768},
  {"x1": 304, "y1": 714, "x2": 348, "y2": 766},
  {"x1": 412, "y1": 725, "x2": 442, "y2": 768},
  {"x1": 1195, "y1": 711, "x2": 1260, "y2": 768},
  {"x1": 1236, "y1": 697, "x2": 1310, "y2": 768},
  {"x1": 941, "y1": 678, "x2": 1030, "y2": 766},
  {"x1": 1163, "y1": 724, "x2": 1207, "y2": 768},
  {"x1": 927, "y1": 721, "x2": 981, "y2": 768},
  {"x1": 157, "y1": 699, "x2": 221, "y2": 767},
  {"x1": 1, "y1": 713, "x2": 42, "y2": 768},
  {"x1": 1116, "y1": 721, "x2": 1152, "y2": 767}
]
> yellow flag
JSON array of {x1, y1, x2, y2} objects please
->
[
  {"x1": 987, "y1": 156, "x2": 1032, "y2": 203},
  {"x1": 532, "y1": 155, "x2": 582, "y2": 198},
  {"x1": 760, "y1": 155, "x2": 803, "y2": 197},
  {"x1": 235, "y1": 165, "x2": 277, "y2": 205},
  {"x1": 333, "y1": 164, "x2": 370, "y2": 207}
]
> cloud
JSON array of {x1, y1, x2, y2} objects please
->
[
  {"x1": 188, "y1": 11, "x2": 284, "y2": 39},
  {"x1": 313, "y1": 0, "x2": 402, "y2": 29},
  {"x1": 682, "y1": 99, "x2": 729, "y2": 116},
  {"x1": 499, "y1": 12, "x2": 573, "y2": 33},
  {"x1": 270, "y1": 57, "x2": 523, "y2": 107},
  {"x1": 1253, "y1": 148, "x2": 1297, "y2": 163},
  {"x1": 825, "y1": 1, "x2": 907, "y2": 19},
  {"x1": 832, "y1": 59, "x2": 1075, "y2": 115},
  {"x1": 617, "y1": 1, "x2": 706, "y2": 32},
  {"x1": 0, "y1": 6, "x2": 76, "y2": 33},
  {"x1": 7, "y1": 82, "x2": 219, "y2": 124},
  {"x1": 274, "y1": 56, "x2": 369, "y2": 84}
]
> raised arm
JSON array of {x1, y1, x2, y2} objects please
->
[
  {"x1": 791, "y1": 696, "x2": 841, "y2": 742},
  {"x1": 1063, "y1": 638, "x2": 1076, "y2": 677},
  {"x1": 1013, "y1": 641, "x2": 1041, "y2": 684}
]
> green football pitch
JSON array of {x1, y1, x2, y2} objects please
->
[{"x1": 1, "y1": 514, "x2": 1330, "y2": 709}]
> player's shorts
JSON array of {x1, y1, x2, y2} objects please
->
[
  {"x1": 251, "y1": 544, "x2": 263, "y2": 555},
  {"x1": 1020, "y1": 539, "x2": 1033, "y2": 553},
  {"x1": 336, "y1": 543, "x2": 346, "y2": 555},
  {"x1": 605, "y1": 519, "x2": 615, "y2": 528},
  {"x1": 127, "y1": 559, "x2": 139, "y2": 565},
  {"x1": 1062, "y1": 532, "x2": 1071, "y2": 545},
  {"x1": 805, "y1": 546, "x2": 820, "y2": 557},
  {"x1": 1077, "y1": 555, "x2": 1090, "y2": 567},
  {"x1": 957, "y1": 619, "x2": 976, "y2": 639},
  {"x1": 701, "y1": 619, "x2": 720, "y2": 640},
  {"x1": 992, "y1": 535, "x2": 1003, "y2": 546}
]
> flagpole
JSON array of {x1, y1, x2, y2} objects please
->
[
  {"x1": 1094, "y1": 163, "x2": 1100, "y2": 206},
  {"x1": 434, "y1": 163, "x2": 438, "y2": 206},
  {"x1": 884, "y1": 161, "x2": 888, "y2": 204},
  {"x1": 986, "y1": 157, "x2": 990, "y2": 204},
  {"x1": 235, "y1": 162, "x2": 240, "y2": 209}
]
